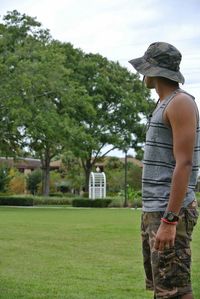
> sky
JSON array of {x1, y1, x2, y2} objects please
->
[{"x1": 1, "y1": 0, "x2": 200, "y2": 157}]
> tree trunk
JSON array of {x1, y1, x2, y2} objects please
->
[
  {"x1": 41, "y1": 150, "x2": 51, "y2": 196},
  {"x1": 83, "y1": 158, "x2": 93, "y2": 193},
  {"x1": 43, "y1": 164, "x2": 50, "y2": 196},
  {"x1": 84, "y1": 169, "x2": 90, "y2": 193}
]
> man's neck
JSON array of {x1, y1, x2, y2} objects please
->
[{"x1": 155, "y1": 81, "x2": 180, "y2": 101}]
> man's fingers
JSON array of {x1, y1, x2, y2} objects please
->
[
  {"x1": 154, "y1": 238, "x2": 165, "y2": 251},
  {"x1": 154, "y1": 238, "x2": 174, "y2": 251},
  {"x1": 159, "y1": 241, "x2": 165, "y2": 251},
  {"x1": 154, "y1": 238, "x2": 160, "y2": 250}
]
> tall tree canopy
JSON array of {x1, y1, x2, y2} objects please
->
[
  {"x1": 62, "y1": 52, "x2": 153, "y2": 189},
  {"x1": 0, "y1": 10, "x2": 154, "y2": 194}
]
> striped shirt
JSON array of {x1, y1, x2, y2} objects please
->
[{"x1": 142, "y1": 89, "x2": 200, "y2": 212}]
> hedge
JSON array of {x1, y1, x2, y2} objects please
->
[
  {"x1": 33, "y1": 197, "x2": 73, "y2": 205},
  {"x1": 49, "y1": 192, "x2": 76, "y2": 198},
  {"x1": 72, "y1": 198, "x2": 112, "y2": 208},
  {"x1": 0, "y1": 195, "x2": 73, "y2": 206},
  {"x1": 1, "y1": 194, "x2": 200, "y2": 208},
  {"x1": 0, "y1": 196, "x2": 33, "y2": 206}
]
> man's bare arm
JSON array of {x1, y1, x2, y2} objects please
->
[
  {"x1": 165, "y1": 93, "x2": 197, "y2": 213},
  {"x1": 154, "y1": 93, "x2": 197, "y2": 251}
]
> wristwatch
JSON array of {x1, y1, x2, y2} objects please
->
[{"x1": 163, "y1": 211, "x2": 179, "y2": 222}]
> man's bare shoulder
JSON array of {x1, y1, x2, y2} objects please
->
[
  {"x1": 170, "y1": 92, "x2": 196, "y2": 106},
  {"x1": 165, "y1": 92, "x2": 198, "y2": 125},
  {"x1": 167, "y1": 92, "x2": 197, "y2": 114}
]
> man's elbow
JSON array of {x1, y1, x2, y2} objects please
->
[{"x1": 176, "y1": 159, "x2": 193, "y2": 170}]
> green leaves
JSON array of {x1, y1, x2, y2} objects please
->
[{"x1": 0, "y1": 10, "x2": 154, "y2": 193}]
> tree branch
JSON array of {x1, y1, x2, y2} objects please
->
[
  {"x1": 81, "y1": 158, "x2": 87, "y2": 172},
  {"x1": 91, "y1": 145, "x2": 118, "y2": 166},
  {"x1": 101, "y1": 146, "x2": 118, "y2": 158}
]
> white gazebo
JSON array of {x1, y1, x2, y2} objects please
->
[{"x1": 89, "y1": 171, "x2": 106, "y2": 199}]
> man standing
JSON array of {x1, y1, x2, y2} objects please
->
[{"x1": 129, "y1": 42, "x2": 199, "y2": 299}]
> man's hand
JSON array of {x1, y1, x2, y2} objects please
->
[{"x1": 154, "y1": 222, "x2": 176, "y2": 251}]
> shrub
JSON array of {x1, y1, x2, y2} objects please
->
[
  {"x1": 0, "y1": 196, "x2": 33, "y2": 206},
  {"x1": 127, "y1": 163, "x2": 142, "y2": 190},
  {"x1": 0, "y1": 165, "x2": 10, "y2": 192},
  {"x1": 106, "y1": 191, "x2": 119, "y2": 197},
  {"x1": 72, "y1": 198, "x2": 112, "y2": 208},
  {"x1": 49, "y1": 192, "x2": 65, "y2": 197},
  {"x1": 26, "y1": 169, "x2": 42, "y2": 195},
  {"x1": 82, "y1": 192, "x2": 89, "y2": 198},
  {"x1": 131, "y1": 196, "x2": 142, "y2": 208},
  {"x1": 116, "y1": 189, "x2": 142, "y2": 208},
  {"x1": 0, "y1": 195, "x2": 73, "y2": 206},
  {"x1": 49, "y1": 192, "x2": 75, "y2": 198},
  {"x1": 108, "y1": 197, "x2": 124, "y2": 207},
  {"x1": 105, "y1": 159, "x2": 142, "y2": 193},
  {"x1": 127, "y1": 188, "x2": 142, "y2": 208},
  {"x1": 33, "y1": 196, "x2": 73, "y2": 205},
  {"x1": 8, "y1": 173, "x2": 26, "y2": 194}
]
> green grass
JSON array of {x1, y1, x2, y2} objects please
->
[{"x1": 0, "y1": 207, "x2": 199, "y2": 299}]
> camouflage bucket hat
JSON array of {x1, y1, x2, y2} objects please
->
[{"x1": 129, "y1": 42, "x2": 185, "y2": 84}]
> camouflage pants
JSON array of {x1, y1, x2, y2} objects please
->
[{"x1": 141, "y1": 200, "x2": 199, "y2": 299}]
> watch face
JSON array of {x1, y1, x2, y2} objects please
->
[
  {"x1": 167, "y1": 212, "x2": 175, "y2": 221},
  {"x1": 164, "y1": 211, "x2": 179, "y2": 222}
]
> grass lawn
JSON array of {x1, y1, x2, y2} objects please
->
[{"x1": 0, "y1": 207, "x2": 199, "y2": 299}]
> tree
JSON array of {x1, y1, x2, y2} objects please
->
[
  {"x1": 2, "y1": 14, "x2": 52, "y2": 194},
  {"x1": 0, "y1": 21, "x2": 22, "y2": 156},
  {"x1": 0, "y1": 10, "x2": 154, "y2": 195},
  {"x1": 0, "y1": 11, "x2": 94, "y2": 195},
  {"x1": 65, "y1": 53, "x2": 154, "y2": 191},
  {"x1": 21, "y1": 42, "x2": 93, "y2": 195}
]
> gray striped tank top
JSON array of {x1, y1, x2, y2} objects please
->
[{"x1": 142, "y1": 89, "x2": 200, "y2": 212}]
